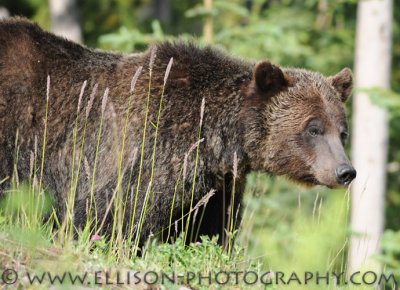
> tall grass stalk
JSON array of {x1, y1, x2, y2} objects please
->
[
  {"x1": 335, "y1": 187, "x2": 352, "y2": 275},
  {"x1": 227, "y1": 151, "x2": 238, "y2": 255},
  {"x1": 109, "y1": 67, "x2": 142, "y2": 251},
  {"x1": 95, "y1": 183, "x2": 124, "y2": 236},
  {"x1": 190, "y1": 188, "x2": 216, "y2": 242},
  {"x1": 166, "y1": 165, "x2": 184, "y2": 242},
  {"x1": 134, "y1": 57, "x2": 173, "y2": 255},
  {"x1": 63, "y1": 80, "x2": 87, "y2": 240},
  {"x1": 129, "y1": 47, "x2": 157, "y2": 249},
  {"x1": 181, "y1": 138, "x2": 204, "y2": 238},
  {"x1": 153, "y1": 188, "x2": 215, "y2": 241},
  {"x1": 38, "y1": 75, "x2": 50, "y2": 194},
  {"x1": 184, "y1": 98, "x2": 205, "y2": 245},
  {"x1": 66, "y1": 84, "x2": 99, "y2": 245},
  {"x1": 70, "y1": 80, "x2": 87, "y2": 197},
  {"x1": 11, "y1": 133, "x2": 20, "y2": 222},
  {"x1": 12, "y1": 130, "x2": 20, "y2": 187},
  {"x1": 35, "y1": 76, "x2": 50, "y2": 223},
  {"x1": 0, "y1": 176, "x2": 9, "y2": 185},
  {"x1": 61, "y1": 83, "x2": 97, "y2": 242},
  {"x1": 30, "y1": 138, "x2": 38, "y2": 224},
  {"x1": 181, "y1": 168, "x2": 186, "y2": 233},
  {"x1": 86, "y1": 88, "x2": 109, "y2": 229},
  {"x1": 122, "y1": 147, "x2": 139, "y2": 236},
  {"x1": 133, "y1": 182, "x2": 151, "y2": 252},
  {"x1": 194, "y1": 200, "x2": 210, "y2": 242}
]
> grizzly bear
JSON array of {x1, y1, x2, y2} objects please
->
[{"x1": 0, "y1": 18, "x2": 355, "y2": 246}]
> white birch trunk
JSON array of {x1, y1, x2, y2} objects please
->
[
  {"x1": 0, "y1": 7, "x2": 9, "y2": 19},
  {"x1": 49, "y1": 0, "x2": 82, "y2": 43},
  {"x1": 349, "y1": 0, "x2": 393, "y2": 272},
  {"x1": 203, "y1": 0, "x2": 213, "y2": 43}
]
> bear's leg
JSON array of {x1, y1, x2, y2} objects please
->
[
  {"x1": 187, "y1": 193, "x2": 225, "y2": 244},
  {"x1": 187, "y1": 188, "x2": 242, "y2": 248}
]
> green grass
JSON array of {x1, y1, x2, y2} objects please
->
[{"x1": 1, "y1": 172, "x2": 395, "y2": 289}]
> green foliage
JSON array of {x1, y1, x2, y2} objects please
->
[
  {"x1": 375, "y1": 230, "x2": 400, "y2": 284},
  {"x1": 361, "y1": 88, "x2": 400, "y2": 110},
  {"x1": 0, "y1": 184, "x2": 53, "y2": 220},
  {"x1": 0, "y1": 193, "x2": 257, "y2": 288},
  {"x1": 185, "y1": 0, "x2": 249, "y2": 18},
  {"x1": 98, "y1": 20, "x2": 170, "y2": 51},
  {"x1": 214, "y1": 0, "x2": 356, "y2": 75},
  {"x1": 77, "y1": 0, "x2": 202, "y2": 47},
  {"x1": 0, "y1": 185, "x2": 54, "y2": 251},
  {"x1": 98, "y1": 0, "x2": 357, "y2": 76},
  {"x1": 142, "y1": 235, "x2": 248, "y2": 275}
]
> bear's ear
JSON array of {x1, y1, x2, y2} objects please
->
[
  {"x1": 254, "y1": 61, "x2": 291, "y2": 94},
  {"x1": 327, "y1": 68, "x2": 353, "y2": 102}
]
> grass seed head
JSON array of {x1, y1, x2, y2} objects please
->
[
  {"x1": 164, "y1": 57, "x2": 173, "y2": 86},
  {"x1": 46, "y1": 75, "x2": 50, "y2": 102},
  {"x1": 130, "y1": 66, "x2": 143, "y2": 93},
  {"x1": 77, "y1": 80, "x2": 87, "y2": 113},
  {"x1": 29, "y1": 151, "x2": 34, "y2": 178},
  {"x1": 200, "y1": 98, "x2": 205, "y2": 127},
  {"x1": 233, "y1": 152, "x2": 238, "y2": 179},
  {"x1": 183, "y1": 138, "x2": 205, "y2": 180},
  {"x1": 149, "y1": 46, "x2": 157, "y2": 73},
  {"x1": 86, "y1": 83, "x2": 98, "y2": 119},
  {"x1": 101, "y1": 88, "x2": 109, "y2": 115}
]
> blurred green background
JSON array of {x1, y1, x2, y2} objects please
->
[{"x1": 1, "y1": 0, "x2": 400, "y2": 287}]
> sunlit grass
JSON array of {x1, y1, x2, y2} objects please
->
[{"x1": 0, "y1": 172, "x2": 362, "y2": 289}]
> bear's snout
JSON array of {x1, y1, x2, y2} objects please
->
[{"x1": 335, "y1": 164, "x2": 357, "y2": 185}]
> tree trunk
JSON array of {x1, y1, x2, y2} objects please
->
[
  {"x1": 349, "y1": 0, "x2": 393, "y2": 272},
  {"x1": 49, "y1": 0, "x2": 82, "y2": 43},
  {"x1": 0, "y1": 7, "x2": 9, "y2": 19},
  {"x1": 203, "y1": 0, "x2": 213, "y2": 43},
  {"x1": 153, "y1": 0, "x2": 172, "y2": 24}
]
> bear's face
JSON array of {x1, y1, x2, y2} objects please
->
[{"x1": 247, "y1": 61, "x2": 356, "y2": 188}]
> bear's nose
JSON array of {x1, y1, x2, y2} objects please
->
[{"x1": 335, "y1": 164, "x2": 357, "y2": 185}]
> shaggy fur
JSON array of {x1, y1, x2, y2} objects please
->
[{"x1": 0, "y1": 18, "x2": 355, "y2": 245}]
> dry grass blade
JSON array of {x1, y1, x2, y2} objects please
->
[
  {"x1": 77, "y1": 80, "x2": 88, "y2": 113},
  {"x1": 130, "y1": 147, "x2": 139, "y2": 172},
  {"x1": 191, "y1": 189, "x2": 216, "y2": 213},
  {"x1": 46, "y1": 75, "x2": 50, "y2": 102},
  {"x1": 130, "y1": 66, "x2": 143, "y2": 93},
  {"x1": 233, "y1": 151, "x2": 238, "y2": 179},
  {"x1": 133, "y1": 182, "x2": 152, "y2": 249},
  {"x1": 183, "y1": 138, "x2": 205, "y2": 180},
  {"x1": 95, "y1": 164, "x2": 131, "y2": 235},
  {"x1": 86, "y1": 83, "x2": 98, "y2": 118},
  {"x1": 149, "y1": 46, "x2": 157, "y2": 73},
  {"x1": 101, "y1": 88, "x2": 109, "y2": 115},
  {"x1": 164, "y1": 57, "x2": 173, "y2": 85},
  {"x1": 200, "y1": 98, "x2": 205, "y2": 127},
  {"x1": 29, "y1": 151, "x2": 34, "y2": 178}
]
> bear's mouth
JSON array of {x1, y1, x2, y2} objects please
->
[{"x1": 297, "y1": 174, "x2": 320, "y2": 186}]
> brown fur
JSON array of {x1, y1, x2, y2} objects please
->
[{"x1": 0, "y1": 18, "x2": 355, "y2": 245}]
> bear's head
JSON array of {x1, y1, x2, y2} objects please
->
[{"x1": 242, "y1": 61, "x2": 356, "y2": 188}]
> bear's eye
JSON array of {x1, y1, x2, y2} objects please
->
[
  {"x1": 340, "y1": 131, "x2": 349, "y2": 144},
  {"x1": 308, "y1": 127, "x2": 321, "y2": 137}
]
